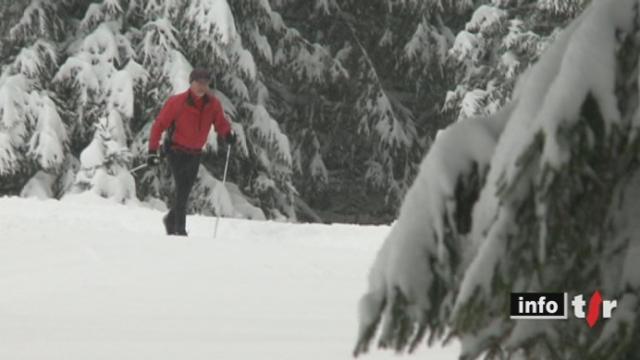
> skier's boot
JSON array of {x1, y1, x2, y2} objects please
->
[
  {"x1": 175, "y1": 212, "x2": 188, "y2": 237},
  {"x1": 163, "y1": 212, "x2": 176, "y2": 235}
]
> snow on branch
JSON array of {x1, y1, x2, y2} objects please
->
[
  {"x1": 108, "y1": 70, "x2": 136, "y2": 118},
  {"x1": 404, "y1": 20, "x2": 450, "y2": 69},
  {"x1": 79, "y1": 0, "x2": 124, "y2": 33},
  {"x1": 141, "y1": 0, "x2": 182, "y2": 19},
  {"x1": 247, "y1": 24, "x2": 273, "y2": 64},
  {"x1": 11, "y1": 40, "x2": 57, "y2": 79},
  {"x1": 449, "y1": 31, "x2": 485, "y2": 65},
  {"x1": 0, "y1": 132, "x2": 19, "y2": 176},
  {"x1": 228, "y1": 37, "x2": 257, "y2": 81},
  {"x1": 141, "y1": 18, "x2": 182, "y2": 65},
  {"x1": 537, "y1": 0, "x2": 588, "y2": 16},
  {"x1": 73, "y1": 116, "x2": 135, "y2": 203},
  {"x1": 0, "y1": 75, "x2": 32, "y2": 145},
  {"x1": 187, "y1": 0, "x2": 237, "y2": 44},
  {"x1": 247, "y1": 104, "x2": 292, "y2": 168},
  {"x1": 53, "y1": 56, "x2": 99, "y2": 106},
  {"x1": 183, "y1": 0, "x2": 237, "y2": 62},
  {"x1": 273, "y1": 27, "x2": 348, "y2": 85},
  {"x1": 501, "y1": 19, "x2": 541, "y2": 54},
  {"x1": 465, "y1": 5, "x2": 507, "y2": 35},
  {"x1": 9, "y1": 0, "x2": 63, "y2": 42},
  {"x1": 354, "y1": 105, "x2": 509, "y2": 356},
  {"x1": 28, "y1": 93, "x2": 68, "y2": 171},
  {"x1": 163, "y1": 50, "x2": 192, "y2": 94},
  {"x1": 54, "y1": 23, "x2": 132, "y2": 111},
  {"x1": 355, "y1": 0, "x2": 640, "y2": 358}
]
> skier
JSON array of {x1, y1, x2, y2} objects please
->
[{"x1": 146, "y1": 68, "x2": 237, "y2": 236}]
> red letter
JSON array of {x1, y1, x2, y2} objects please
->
[{"x1": 586, "y1": 291, "x2": 602, "y2": 328}]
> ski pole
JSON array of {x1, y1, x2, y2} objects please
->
[
  {"x1": 214, "y1": 143, "x2": 232, "y2": 239},
  {"x1": 129, "y1": 163, "x2": 148, "y2": 174}
]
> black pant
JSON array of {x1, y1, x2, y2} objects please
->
[{"x1": 166, "y1": 149, "x2": 201, "y2": 234}]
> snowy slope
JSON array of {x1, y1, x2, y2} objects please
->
[{"x1": 0, "y1": 195, "x2": 459, "y2": 360}]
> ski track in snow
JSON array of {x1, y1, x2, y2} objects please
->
[{"x1": 0, "y1": 196, "x2": 459, "y2": 360}]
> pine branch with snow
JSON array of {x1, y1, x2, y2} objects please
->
[
  {"x1": 8, "y1": 0, "x2": 66, "y2": 45},
  {"x1": 355, "y1": 1, "x2": 640, "y2": 358},
  {"x1": 72, "y1": 116, "x2": 135, "y2": 203},
  {"x1": 443, "y1": 1, "x2": 581, "y2": 123}
]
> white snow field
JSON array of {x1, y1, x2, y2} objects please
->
[{"x1": 0, "y1": 195, "x2": 459, "y2": 360}]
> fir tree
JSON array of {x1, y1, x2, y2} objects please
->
[
  {"x1": 442, "y1": 0, "x2": 587, "y2": 122},
  {"x1": 72, "y1": 115, "x2": 135, "y2": 203},
  {"x1": 355, "y1": 0, "x2": 640, "y2": 358},
  {"x1": 0, "y1": 0, "x2": 592, "y2": 223}
]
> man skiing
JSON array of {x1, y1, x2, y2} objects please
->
[{"x1": 147, "y1": 68, "x2": 236, "y2": 236}]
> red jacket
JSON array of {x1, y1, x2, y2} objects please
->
[{"x1": 148, "y1": 89, "x2": 231, "y2": 152}]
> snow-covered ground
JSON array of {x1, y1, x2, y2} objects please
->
[{"x1": 0, "y1": 195, "x2": 459, "y2": 360}]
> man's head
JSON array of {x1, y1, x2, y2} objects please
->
[{"x1": 189, "y1": 68, "x2": 211, "y2": 97}]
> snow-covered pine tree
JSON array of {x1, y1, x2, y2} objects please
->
[
  {"x1": 339, "y1": 0, "x2": 457, "y2": 209},
  {"x1": 72, "y1": 114, "x2": 135, "y2": 203},
  {"x1": 0, "y1": 0, "x2": 71, "y2": 196},
  {"x1": 0, "y1": 0, "x2": 595, "y2": 223},
  {"x1": 0, "y1": 73, "x2": 34, "y2": 178},
  {"x1": 51, "y1": 0, "x2": 142, "y2": 203},
  {"x1": 232, "y1": 0, "x2": 343, "y2": 217},
  {"x1": 268, "y1": 0, "x2": 475, "y2": 216},
  {"x1": 54, "y1": 6, "x2": 137, "y2": 143},
  {"x1": 443, "y1": 0, "x2": 587, "y2": 122},
  {"x1": 256, "y1": 1, "x2": 399, "y2": 216},
  {"x1": 355, "y1": 0, "x2": 640, "y2": 358},
  {"x1": 0, "y1": 0, "x2": 298, "y2": 219},
  {"x1": 276, "y1": 0, "x2": 587, "y2": 219}
]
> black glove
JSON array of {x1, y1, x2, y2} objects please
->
[
  {"x1": 225, "y1": 131, "x2": 237, "y2": 146},
  {"x1": 147, "y1": 151, "x2": 161, "y2": 166}
]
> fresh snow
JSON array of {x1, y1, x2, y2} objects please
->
[
  {"x1": 186, "y1": 0, "x2": 237, "y2": 45},
  {"x1": 19, "y1": 171, "x2": 57, "y2": 199},
  {"x1": 141, "y1": 19, "x2": 181, "y2": 63},
  {"x1": 249, "y1": 104, "x2": 292, "y2": 166},
  {"x1": 8, "y1": 0, "x2": 50, "y2": 40},
  {"x1": 230, "y1": 38, "x2": 257, "y2": 80},
  {"x1": 0, "y1": 196, "x2": 459, "y2": 360},
  {"x1": 164, "y1": 50, "x2": 192, "y2": 94},
  {"x1": 0, "y1": 132, "x2": 19, "y2": 176},
  {"x1": 108, "y1": 70, "x2": 135, "y2": 118},
  {"x1": 0, "y1": 74, "x2": 30, "y2": 132},
  {"x1": 458, "y1": 88, "x2": 488, "y2": 120},
  {"x1": 13, "y1": 41, "x2": 57, "y2": 78},
  {"x1": 449, "y1": 30, "x2": 484, "y2": 63},
  {"x1": 248, "y1": 27, "x2": 273, "y2": 65},
  {"x1": 465, "y1": 5, "x2": 506, "y2": 34}
]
